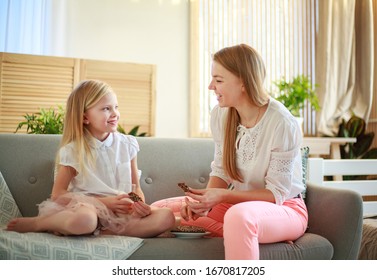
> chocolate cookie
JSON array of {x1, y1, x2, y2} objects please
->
[
  {"x1": 178, "y1": 182, "x2": 191, "y2": 193},
  {"x1": 128, "y1": 191, "x2": 142, "y2": 202},
  {"x1": 171, "y1": 225, "x2": 206, "y2": 233}
]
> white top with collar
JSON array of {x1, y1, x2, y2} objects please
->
[
  {"x1": 209, "y1": 98, "x2": 305, "y2": 205},
  {"x1": 59, "y1": 132, "x2": 139, "y2": 196}
]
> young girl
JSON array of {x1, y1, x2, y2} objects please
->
[
  {"x1": 7, "y1": 79, "x2": 175, "y2": 238},
  {"x1": 152, "y1": 44, "x2": 308, "y2": 259}
]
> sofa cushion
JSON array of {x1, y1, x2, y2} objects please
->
[
  {"x1": 128, "y1": 237, "x2": 225, "y2": 260},
  {"x1": 0, "y1": 172, "x2": 22, "y2": 226},
  {"x1": 0, "y1": 229, "x2": 143, "y2": 260},
  {"x1": 301, "y1": 146, "x2": 309, "y2": 199},
  {"x1": 260, "y1": 233, "x2": 333, "y2": 260},
  {"x1": 127, "y1": 233, "x2": 333, "y2": 260}
]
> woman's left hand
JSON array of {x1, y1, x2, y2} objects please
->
[{"x1": 184, "y1": 188, "x2": 227, "y2": 216}]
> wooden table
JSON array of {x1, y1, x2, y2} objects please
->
[
  {"x1": 302, "y1": 137, "x2": 357, "y2": 159},
  {"x1": 303, "y1": 137, "x2": 357, "y2": 180}
]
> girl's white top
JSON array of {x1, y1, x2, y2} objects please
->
[
  {"x1": 210, "y1": 98, "x2": 305, "y2": 205},
  {"x1": 59, "y1": 132, "x2": 139, "y2": 196}
]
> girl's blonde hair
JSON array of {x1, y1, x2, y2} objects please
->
[
  {"x1": 213, "y1": 44, "x2": 269, "y2": 182},
  {"x1": 57, "y1": 79, "x2": 115, "y2": 174}
]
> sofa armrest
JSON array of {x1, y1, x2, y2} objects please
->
[{"x1": 305, "y1": 182, "x2": 363, "y2": 260}]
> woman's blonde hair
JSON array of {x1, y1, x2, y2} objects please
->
[
  {"x1": 213, "y1": 44, "x2": 269, "y2": 182},
  {"x1": 57, "y1": 79, "x2": 115, "y2": 174}
]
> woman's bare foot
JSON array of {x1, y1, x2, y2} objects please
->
[{"x1": 6, "y1": 217, "x2": 41, "y2": 233}]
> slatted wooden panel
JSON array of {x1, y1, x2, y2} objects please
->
[
  {"x1": 80, "y1": 59, "x2": 156, "y2": 136},
  {"x1": 0, "y1": 52, "x2": 79, "y2": 133},
  {"x1": 0, "y1": 53, "x2": 156, "y2": 136}
]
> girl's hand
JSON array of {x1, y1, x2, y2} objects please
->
[
  {"x1": 132, "y1": 201, "x2": 152, "y2": 218},
  {"x1": 99, "y1": 194, "x2": 133, "y2": 214}
]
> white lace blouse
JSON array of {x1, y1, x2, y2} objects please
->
[{"x1": 209, "y1": 98, "x2": 305, "y2": 205}]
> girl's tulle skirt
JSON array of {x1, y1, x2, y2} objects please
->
[{"x1": 38, "y1": 193, "x2": 131, "y2": 235}]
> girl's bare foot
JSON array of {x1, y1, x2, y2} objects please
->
[
  {"x1": 6, "y1": 217, "x2": 40, "y2": 233},
  {"x1": 174, "y1": 216, "x2": 182, "y2": 227},
  {"x1": 169, "y1": 216, "x2": 182, "y2": 232}
]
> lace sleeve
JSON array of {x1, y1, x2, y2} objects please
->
[
  {"x1": 265, "y1": 118, "x2": 302, "y2": 205},
  {"x1": 209, "y1": 142, "x2": 228, "y2": 182},
  {"x1": 266, "y1": 149, "x2": 298, "y2": 205}
]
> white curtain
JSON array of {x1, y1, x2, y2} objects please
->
[
  {"x1": 316, "y1": 0, "x2": 374, "y2": 136},
  {"x1": 0, "y1": 0, "x2": 52, "y2": 54}
]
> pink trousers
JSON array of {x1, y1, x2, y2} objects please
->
[{"x1": 152, "y1": 196, "x2": 308, "y2": 260}]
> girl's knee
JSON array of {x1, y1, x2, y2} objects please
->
[
  {"x1": 156, "y1": 208, "x2": 175, "y2": 230},
  {"x1": 67, "y1": 210, "x2": 98, "y2": 235}
]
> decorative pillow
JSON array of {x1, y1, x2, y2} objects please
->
[
  {"x1": 0, "y1": 230, "x2": 143, "y2": 260},
  {"x1": 301, "y1": 146, "x2": 310, "y2": 199},
  {"x1": 0, "y1": 172, "x2": 22, "y2": 226}
]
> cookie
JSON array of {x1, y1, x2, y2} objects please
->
[
  {"x1": 178, "y1": 182, "x2": 191, "y2": 193},
  {"x1": 171, "y1": 225, "x2": 206, "y2": 233},
  {"x1": 128, "y1": 191, "x2": 142, "y2": 202}
]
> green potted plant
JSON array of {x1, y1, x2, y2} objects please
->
[
  {"x1": 337, "y1": 115, "x2": 377, "y2": 180},
  {"x1": 15, "y1": 106, "x2": 65, "y2": 134},
  {"x1": 117, "y1": 124, "x2": 148, "y2": 137},
  {"x1": 16, "y1": 106, "x2": 148, "y2": 137},
  {"x1": 338, "y1": 116, "x2": 377, "y2": 154},
  {"x1": 273, "y1": 75, "x2": 320, "y2": 118}
]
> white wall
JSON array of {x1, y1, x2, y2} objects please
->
[{"x1": 50, "y1": 0, "x2": 190, "y2": 138}]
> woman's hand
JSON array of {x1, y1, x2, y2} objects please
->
[
  {"x1": 180, "y1": 201, "x2": 200, "y2": 221},
  {"x1": 180, "y1": 187, "x2": 228, "y2": 220}
]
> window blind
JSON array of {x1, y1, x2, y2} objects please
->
[{"x1": 190, "y1": 0, "x2": 317, "y2": 137}]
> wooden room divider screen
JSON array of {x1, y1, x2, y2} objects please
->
[{"x1": 0, "y1": 52, "x2": 156, "y2": 136}]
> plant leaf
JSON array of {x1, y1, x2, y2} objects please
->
[
  {"x1": 117, "y1": 124, "x2": 126, "y2": 134},
  {"x1": 361, "y1": 147, "x2": 377, "y2": 159},
  {"x1": 128, "y1": 125, "x2": 140, "y2": 136},
  {"x1": 346, "y1": 116, "x2": 365, "y2": 137},
  {"x1": 354, "y1": 132, "x2": 374, "y2": 158},
  {"x1": 138, "y1": 132, "x2": 147, "y2": 137}
]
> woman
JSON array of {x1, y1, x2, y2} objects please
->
[{"x1": 153, "y1": 44, "x2": 308, "y2": 259}]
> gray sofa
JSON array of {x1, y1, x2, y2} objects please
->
[{"x1": 0, "y1": 134, "x2": 363, "y2": 259}]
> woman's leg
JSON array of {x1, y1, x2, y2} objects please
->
[
  {"x1": 7, "y1": 205, "x2": 98, "y2": 235},
  {"x1": 150, "y1": 196, "x2": 186, "y2": 213},
  {"x1": 223, "y1": 198, "x2": 308, "y2": 260}
]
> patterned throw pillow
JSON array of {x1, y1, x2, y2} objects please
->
[
  {"x1": 0, "y1": 171, "x2": 144, "y2": 260},
  {"x1": 301, "y1": 146, "x2": 310, "y2": 199},
  {"x1": 0, "y1": 172, "x2": 22, "y2": 226},
  {"x1": 0, "y1": 231, "x2": 143, "y2": 260}
]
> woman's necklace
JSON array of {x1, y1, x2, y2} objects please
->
[
  {"x1": 254, "y1": 106, "x2": 261, "y2": 126},
  {"x1": 242, "y1": 106, "x2": 261, "y2": 128}
]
